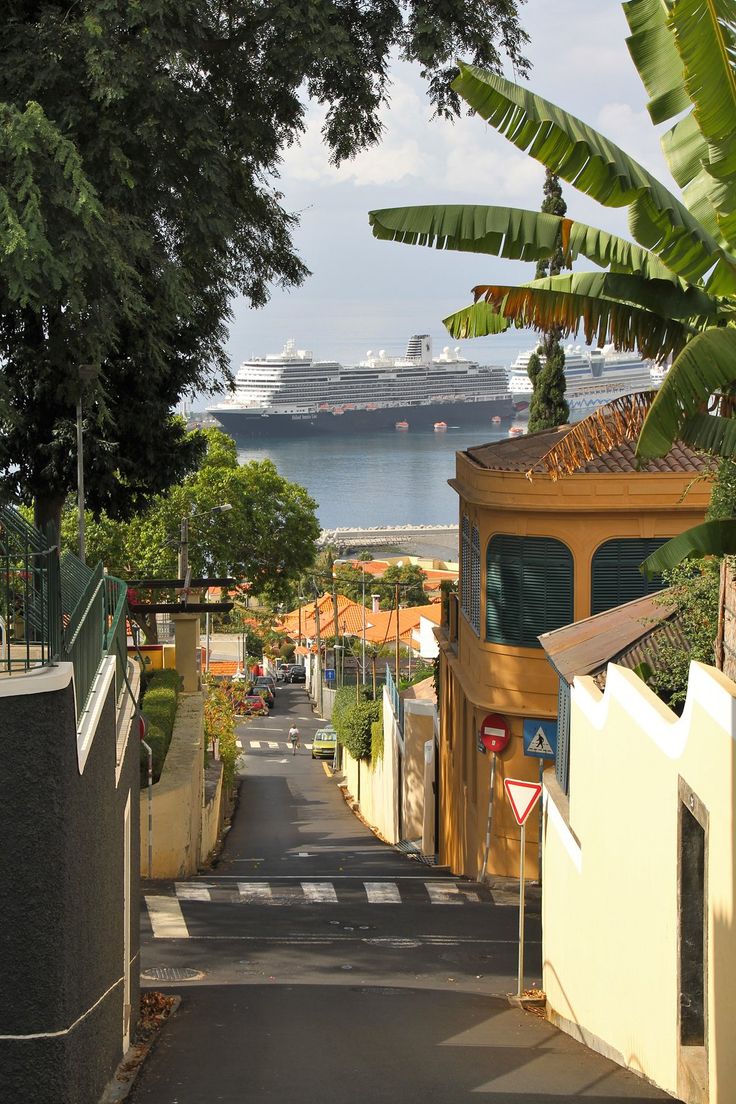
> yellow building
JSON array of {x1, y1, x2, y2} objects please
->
[{"x1": 437, "y1": 408, "x2": 712, "y2": 880}]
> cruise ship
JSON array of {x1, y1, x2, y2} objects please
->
[
  {"x1": 208, "y1": 336, "x2": 515, "y2": 438},
  {"x1": 509, "y1": 344, "x2": 659, "y2": 417}
]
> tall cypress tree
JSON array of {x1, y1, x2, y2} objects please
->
[{"x1": 527, "y1": 170, "x2": 570, "y2": 432}]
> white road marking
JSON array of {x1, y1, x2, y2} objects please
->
[
  {"x1": 175, "y1": 884, "x2": 211, "y2": 901},
  {"x1": 267, "y1": 741, "x2": 279, "y2": 749},
  {"x1": 364, "y1": 882, "x2": 401, "y2": 904},
  {"x1": 237, "y1": 882, "x2": 272, "y2": 902},
  {"x1": 301, "y1": 882, "x2": 338, "y2": 903},
  {"x1": 249, "y1": 740, "x2": 261, "y2": 748},
  {"x1": 145, "y1": 896, "x2": 190, "y2": 938},
  {"x1": 425, "y1": 882, "x2": 463, "y2": 905},
  {"x1": 304, "y1": 743, "x2": 313, "y2": 749},
  {"x1": 235, "y1": 739, "x2": 242, "y2": 749}
]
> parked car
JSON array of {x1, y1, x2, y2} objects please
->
[
  {"x1": 255, "y1": 675, "x2": 277, "y2": 695},
  {"x1": 311, "y1": 727, "x2": 337, "y2": 760},
  {"x1": 243, "y1": 694, "x2": 269, "y2": 716},
  {"x1": 288, "y1": 665, "x2": 306, "y2": 683},
  {"x1": 255, "y1": 685, "x2": 275, "y2": 709}
]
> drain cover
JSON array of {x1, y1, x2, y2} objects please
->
[{"x1": 141, "y1": 966, "x2": 204, "y2": 982}]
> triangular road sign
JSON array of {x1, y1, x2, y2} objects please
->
[
  {"x1": 504, "y1": 778, "x2": 543, "y2": 826},
  {"x1": 529, "y1": 726, "x2": 554, "y2": 756}
]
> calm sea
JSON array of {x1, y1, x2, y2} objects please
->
[{"x1": 236, "y1": 420, "x2": 511, "y2": 529}]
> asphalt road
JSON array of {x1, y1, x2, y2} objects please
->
[{"x1": 133, "y1": 685, "x2": 676, "y2": 1103}]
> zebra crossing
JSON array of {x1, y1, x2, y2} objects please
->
[
  {"x1": 245, "y1": 740, "x2": 314, "y2": 750},
  {"x1": 145, "y1": 878, "x2": 510, "y2": 935}
]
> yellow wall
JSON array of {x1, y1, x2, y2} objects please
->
[
  {"x1": 544, "y1": 662, "x2": 736, "y2": 1104},
  {"x1": 439, "y1": 454, "x2": 712, "y2": 881},
  {"x1": 140, "y1": 692, "x2": 204, "y2": 878}
]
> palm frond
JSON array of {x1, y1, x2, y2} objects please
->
[
  {"x1": 680, "y1": 409, "x2": 736, "y2": 457},
  {"x1": 442, "y1": 301, "x2": 511, "y2": 339},
  {"x1": 623, "y1": 0, "x2": 691, "y2": 123},
  {"x1": 670, "y1": 0, "x2": 736, "y2": 249},
  {"x1": 459, "y1": 278, "x2": 689, "y2": 359},
  {"x1": 452, "y1": 62, "x2": 736, "y2": 291},
  {"x1": 641, "y1": 518, "x2": 736, "y2": 576},
  {"x1": 637, "y1": 326, "x2": 736, "y2": 457},
  {"x1": 369, "y1": 203, "x2": 683, "y2": 283}
]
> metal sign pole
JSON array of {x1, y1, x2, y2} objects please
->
[
  {"x1": 517, "y1": 821, "x2": 526, "y2": 998},
  {"x1": 479, "y1": 752, "x2": 497, "y2": 882},
  {"x1": 538, "y1": 759, "x2": 544, "y2": 888}
]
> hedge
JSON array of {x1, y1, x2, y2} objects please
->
[
  {"x1": 141, "y1": 669, "x2": 181, "y2": 783},
  {"x1": 370, "y1": 699, "x2": 384, "y2": 764}
]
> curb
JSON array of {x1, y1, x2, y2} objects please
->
[{"x1": 100, "y1": 994, "x2": 181, "y2": 1103}]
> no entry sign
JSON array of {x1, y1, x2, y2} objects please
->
[
  {"x1": 503, "y1": 778, "x2": 543, "y2": 826},
  {"x1": 479, "y1": 713, "x2": 510, "y2": 754}
]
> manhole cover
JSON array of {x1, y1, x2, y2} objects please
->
[{"x1": 141, "y1": 967, "x2": 204, "y2": 982}]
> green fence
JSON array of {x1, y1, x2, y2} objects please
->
[{"x1": 1, "y1": 507, "x2": 129, "y2": 723}]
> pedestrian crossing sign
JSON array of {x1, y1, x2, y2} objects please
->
[{"x1": 523, "y1": 718, "x2": 557, "y2": 759}]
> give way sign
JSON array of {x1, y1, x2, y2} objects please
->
[{"x1": 503, "y1": 778, "x2": 543, "y2": 826}]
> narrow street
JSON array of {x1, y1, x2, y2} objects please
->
[{"x1": 133, "y1": 686, "x2": 673, "y2": 1103}]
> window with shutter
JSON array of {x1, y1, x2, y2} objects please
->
[
  {"x1": 590, "y1": 538, "x2": 667, "y2": 616},
  {"x1": 461, "y1": 515, "x2": 471, "y2": 618},
  {"x1": 486, "y1": 534, "x2": 574, "y2": 647},
  {"x1": 471, "y1": 526, "x2": 481, "y2": 634},
  {"x1": 555, "y1": 678, "x2": 571, "y2": 796}
]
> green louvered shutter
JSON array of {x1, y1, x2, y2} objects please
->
[
  {"x1": 487, "y1": 535, "x2": 574, "y2": 647},
  {"x1": 590, "y1": 538, "x2": 668, "y2": 616}
]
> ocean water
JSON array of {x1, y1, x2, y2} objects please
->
[{"x1": 236, "y1": 420, "x2": 511, "y2": 529}]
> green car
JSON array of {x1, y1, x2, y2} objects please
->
[{"x1": 311, "y1": 727, "x2": 337, "y2": 760}]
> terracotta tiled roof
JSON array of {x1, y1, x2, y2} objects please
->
[
  {"x1": 467, "y1": 430, "x2": 708, "y2": 476},
  {"x1": 208, "y1": 661, "x2": 244, "y2": 677},
  {"x1": 363, "y1": 604, "x2": 440, "y2": 645},
  {"x1": 279, "y1": 594, "x2": 369, "y2": 639}
]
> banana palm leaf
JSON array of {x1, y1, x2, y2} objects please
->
[
  {"x1": 679, "y1": 409, "x2": 736, "y2": 456},
  {"x1": 441, "y1": 301, "x2": 511, "y2": 339},
  {"x1": 636, "y1": 326, "x2": 736, "y2": 457},
  {"x1": 369, "y1": 204, "x2": 683, "y2": 283},
  {"x1": 640, "y1": 519, "x2": 736, "y2": 576},
  {"x1": 452, "y1": 62, "x2": 736, "y2": 291},
  {"x1": 670, "y1": 0, "x2": 736, "y2": 249},
  {"x1": 446, "y1": 281, "x2": 688, "y2": 358},
  {"x1": 623, "y1": 0, "x2": 691, "y2": 124}
]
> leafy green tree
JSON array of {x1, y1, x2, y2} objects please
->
[
  {"x1": 333, "y1": 563, "x2": 370, "y2": 605},
  {"x1": 1, "y1": 1, "x2": 528, "y2": 536},
  {"x1": 374, "y1": 563, "x2": 427, "y2": 609},
  {"x1": 62, "y1": 428, "x2": 319, "y2": 640},
  {"x1": 370, "y1": 1, "x2": 736, "y2": 572}
]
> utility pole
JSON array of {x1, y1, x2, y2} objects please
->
[
  {"x1": 361, "y1": 566, "x2": 367, "y2": 685},
  {"x1": 395, "y1": 581, "x2": 400, "y2": 685},
  {"x1": 178, "y1": 515, "x2": 189, "y2": 579},
  {"x1": 314, "y1": 591, "x2": 323, "y2": 718},
  {"x1": 76, "y1": 395, "x2": 85, "y2": 564}
]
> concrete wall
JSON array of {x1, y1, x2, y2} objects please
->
[
  {"x1": 342, "y1": 686, "x2": 400, "y2": 843},
  {"x1": 402, "y1": 701, "x2": 435, "y2": 841},
  {"x1": 543, "y1": 661, "x2": 736, "y2": 1104},
  {"x1": 200, "y1": 760, "x2": 224, "y2": 866},
  {"x1": 140, "y1": 692, "x2": 205, "y2": 878},
  {"x1": 0, "y1": 662, "x2": 140, "y2": 1104}
]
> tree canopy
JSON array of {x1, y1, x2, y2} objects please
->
[
  {"x1": 61, "y1": 428, "x2": 320, "y2": 639},
  {"x1": 0, "y1": 1, "x2": 529, "y2": 535}
]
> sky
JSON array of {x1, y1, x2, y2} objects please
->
[{"x1": 212, "y1": 0, "x2": 673, "y2": 396}]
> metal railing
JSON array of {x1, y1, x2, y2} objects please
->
[
  {"x1": 385, "y1": 664, "x2": 403, "y2": 733},
  {"x1": 0, "y1": 506, "x2": 61, "y2": 673},
  {"x1": 0, "y1": 507, "x2": 130, "y2": 724}
]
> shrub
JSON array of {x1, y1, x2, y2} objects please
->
[
  {"x1": 204, "y1": 680, "x2": 238, "y2": 789},
  {"x1": 335, "y1": 699, "x2": 380, "y2": 761},
  {"x1": 141, "y1": 669, "x2": 181, "y2": 783},
  {"x1": 370, "y1": 699, "x2": 384, "y2": 765}
]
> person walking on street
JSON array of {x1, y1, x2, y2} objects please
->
[{"x1": 288, "y1": 724, "x2": 300, "y2": 755}]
